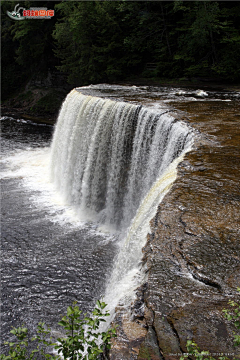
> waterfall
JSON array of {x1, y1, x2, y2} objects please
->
[
  {"x1": 50, "y1": 89, "x2": 193, "y2": 231},
  {"x1": 50, "y1": 88, "x2": 194, "y2": 313}
]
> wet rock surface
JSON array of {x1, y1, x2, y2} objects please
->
[
  {"x1": 2, "y1": 86, "x2": 239, "y2": 359},
  {"x1": 109, "y1": 100, "x2": 240, "y2": 359}
]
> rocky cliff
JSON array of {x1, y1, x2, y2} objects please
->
[{"x1": 109, "y1": 100, "x2": 240, "y2": 359}]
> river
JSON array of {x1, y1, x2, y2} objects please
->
[{"x1": 1, "y1": 84, "x2": 239, "y2": 357}]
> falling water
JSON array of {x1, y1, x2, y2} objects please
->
[{"x1": 50, "y1": 89, "x2": 194, "y2": 313}]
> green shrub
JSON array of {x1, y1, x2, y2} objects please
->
[
  {"x1": 1, "y1": 300, "x2": 116, "y2": 360},
  {"x1": 180, "y1": 288, "x2": 240, "y2": 360}
]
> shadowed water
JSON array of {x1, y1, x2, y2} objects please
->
[
  {"x1": 1, "y1": 85, "x2": 239, "y2": 353},
  {"x1": 1, "y1": 118, "x2": 117, "y2": 347}
]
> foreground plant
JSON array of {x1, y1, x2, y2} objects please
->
[
  {"x1": 0, "y1": 322, "x2": 56, "y2": 360},
  {"x1": 222, "y1": 287, "x2": 240, "y2": 348},
  {"x1": 1, "y1": 300, "x2": 116, "y2": 360},
  {"x1": 180, "y1": 288, "x2": 240, "y2": 360},
  {"x1": 180, "y1": 340, "x2": 213, "y2": 360},
  {"x1": 55, "y1": 300, "x2": 116, "y2": 360}
]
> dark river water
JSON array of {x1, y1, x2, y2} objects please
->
[
  {"x1": 1, "y1": 117, "x2": 117, "y2": 348},
  {"x1": 1, "y1": 85, "x2": 239, "y2": 352}
]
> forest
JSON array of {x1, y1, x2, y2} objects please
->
[{"x1": 1, "y1": 0, "x2": 240, "y2": 103}]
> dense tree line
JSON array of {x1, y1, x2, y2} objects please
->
[{"x1": 1, "y1": 1, "x2": 240, "y2": 100}]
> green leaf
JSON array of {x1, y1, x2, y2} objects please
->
[
  {"x1": 100, "y1": 302, "x2": 107, "y2": 309},
  {"x1": 58, "y1": 320, "x2": 67, "y2": 327},
  {"x1": 67, "y1": 306, "x2": 73, "y2": 316}
]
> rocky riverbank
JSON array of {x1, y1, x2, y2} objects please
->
[
  {"x1": 108, "y1": 100, "x2": 240, "y2": 359},
  {"x1": 1, "y1": 71, "x2": 71, "y2": 125},
  {"x1": 2, "y1": 84, "x2": 239, "y2": 359},
  {"x1": 2, "y1": 77, "x2": 238, "y2": 125}
]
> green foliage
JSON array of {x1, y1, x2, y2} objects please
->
[
  {"x1": 180, "y1": 340, "x2": 213, "y2": 360},
  {"x1": 2, "y1": 1, "x2": 240, "y2": 100},
  {"x1": 0, "y1": 322, "x2": 56, "y2": 360},
  {"x1": 1, "y1": 1, "x2": 59, "y2": 99},
  {"x1": 1, "y1": 301, "x2": 116, "y2": 360},
  {"x1": 52, "y1": 1, "x2": 127, "y2": 85},
  {"x1": 29, "y1": 90, "x2": 66, "y2": 115},
  {"x1": 7, "y1": 1, "x2": 58, "y2": 72},
  {"x1": 179, "y1": 339, "x2": 235, "y2": 360},
  {"x1": 51, "y1": 1, "x2": 240, "y2": 83},
  {"x1": 173, "y1": 1, "x2": 240, "y2": 80},
  {"x1": 1, "y1": 1, "x2": 26, "y2": 99},
  {"x1": 222, "y1": 287, "x2": 240, "y2": 347},
  {"x1": 180, "y1": 288, "x2": 240, "y2": 360},
  {"x1": 55, "y1": 300, "x2": 116, "y2": 360},
  {"x1": 1, "y1": 292, "x2": 240, "y2": 360}
]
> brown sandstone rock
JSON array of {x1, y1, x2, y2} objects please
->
[{"x1": 109, "y1": 100, "x2": 240, "y2": 360}]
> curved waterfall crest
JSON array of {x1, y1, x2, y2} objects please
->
[{"x1": 50, "y1": 89, "x2": 194, "y2": 231}]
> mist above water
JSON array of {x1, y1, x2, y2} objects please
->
[{"x1": 49, "y1": 89, "x2": 194, "y2": 315}]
